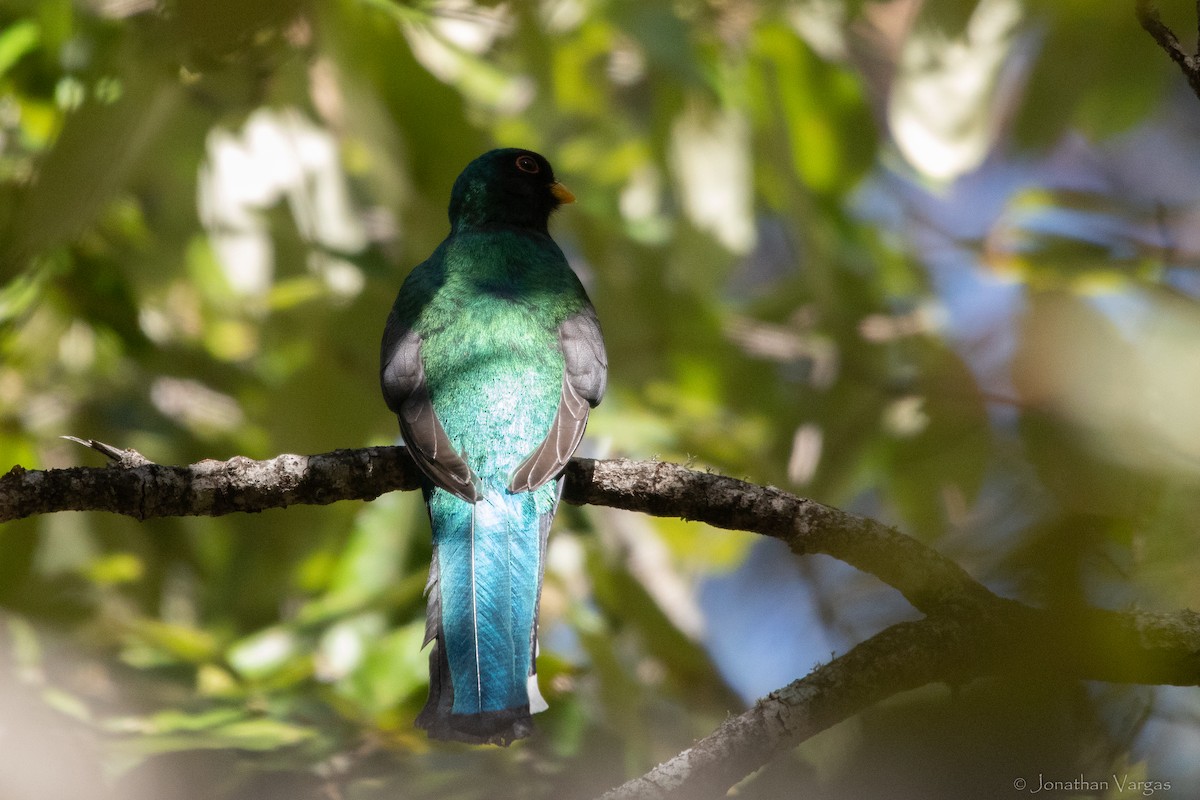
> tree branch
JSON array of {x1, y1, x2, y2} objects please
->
[
  {"x1": 598, "y1": 616, "x2": 983, "y2": 800},
  {"x1": 4, "y1": 444, "x2": 1199, "y2": 798},
  {"x1": 598, "y1": 604, "x2": 1200, "y2": 800},
  {"x1": 0, "y1": 446, "x2": 1001, "y2": 614},
  {"x1": 0, "y1": 444, "x2": 423, "y2": 522},
  {"x1": 1137, "y1": 0, "x2": 1200, "y2": 100},
  {"x1": 562, "y1": 458, "x2": 995, "y2": 615}
]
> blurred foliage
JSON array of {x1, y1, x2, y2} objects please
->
[{"x1": 2, "y1": 0, "x2": 1200, "y2": 798}]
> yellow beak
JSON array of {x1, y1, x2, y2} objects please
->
[{"x1": 550, "y1": 182, "x2": 576, "y2": 204}]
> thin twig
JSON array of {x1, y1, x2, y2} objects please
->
[{"x1": 1137, "y1": 0, "x2": 1200, "y2": 99}]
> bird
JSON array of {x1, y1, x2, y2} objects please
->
[{"x1": 380, "y1": 148, "x2": 607, "y2": 745}]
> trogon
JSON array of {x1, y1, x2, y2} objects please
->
[{"x1": 380, "y1": 148, "x2": 607, "y2": 744}]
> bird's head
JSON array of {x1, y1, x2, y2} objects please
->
[{"x1": 448, "y1": 148, "x2": 575, "y2": 233}]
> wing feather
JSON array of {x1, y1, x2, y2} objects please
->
[
  {"x1": 508, "y1": 308, "x2": 607, "y2": 493},
  {"x1": 381, "y1": 319, "x2": 481, "y2": 503}
]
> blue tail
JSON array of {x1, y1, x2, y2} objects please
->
[{"x1": 416, "y1": 482, "x2": 555, "y2": 745}]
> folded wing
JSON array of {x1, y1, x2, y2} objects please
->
[
  {"x1": 381, "y1": 322, "x2": 482, "y2": 503},
  {"x1": 508, "y1": 307, "x2": 608, "y2": 493}
]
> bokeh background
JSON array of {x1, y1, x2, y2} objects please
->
[{"x1": 2, "y1": 0, "x2": 1200, "y2": 798}]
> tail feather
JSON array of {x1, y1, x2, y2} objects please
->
[
  {"x1": 421, "y1": 547, "x2": 440, "y2": 648},
  {"x1": 526, "y1": 484, "x2": 556, "y2": 715},
  {"x1": 416, "y1": 482, "x2": 556, "y2": 745}
]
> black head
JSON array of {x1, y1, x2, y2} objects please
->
[{"x1": 447, "y1": 148, "x2": 574, "y2": 233}]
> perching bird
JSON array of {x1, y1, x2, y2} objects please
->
[{"x1": 380, "y1": 149, "x2": 607, "y2": 745}]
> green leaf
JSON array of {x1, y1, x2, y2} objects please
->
[
  {"x1": 226, "y1": 626, "x2": 306, "y2": 679},
  {"x1": 0, "y1": 19, "x2": 39, "y2": 78},
  {"x1": 126, "y1": 619, "x2": 219, "y2": 664},
  {"x1": 107, "y1": 711, "x2": 318, "y2": 771},
  {"x1": 334, "y1": 620, "x2": 428, "y2": 719}
]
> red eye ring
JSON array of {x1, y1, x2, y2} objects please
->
[{"x1": 515, "y1": 155, "x2": 540, "y2": 174}]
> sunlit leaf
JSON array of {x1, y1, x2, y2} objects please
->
[
  {"x1": 84, "y1": 552, "x2": 144, "y2": 586},
  {"x1": 0, "y1": 18, "x2": 39, "y2": 78},
  {"x1": 126, "y1": 619, "x2": 219, "y2": 664},
  {"x1": 226, "y1": 626, "x2": 306, "y2": 679},
  {"x1": 334, "y1": 619, "x2": 427, "y2": 719}
]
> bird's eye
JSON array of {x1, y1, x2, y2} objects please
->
[{"x1": 515, "y1": 155, "x2": 540, "y2": 174}]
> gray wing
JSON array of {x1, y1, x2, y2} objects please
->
[
  {"x1": 508, "y1": 307, "x2": 607, "y2": 493},
  {"x1": 381, "y1": 317, "x2": 481, "y2": 503}
]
